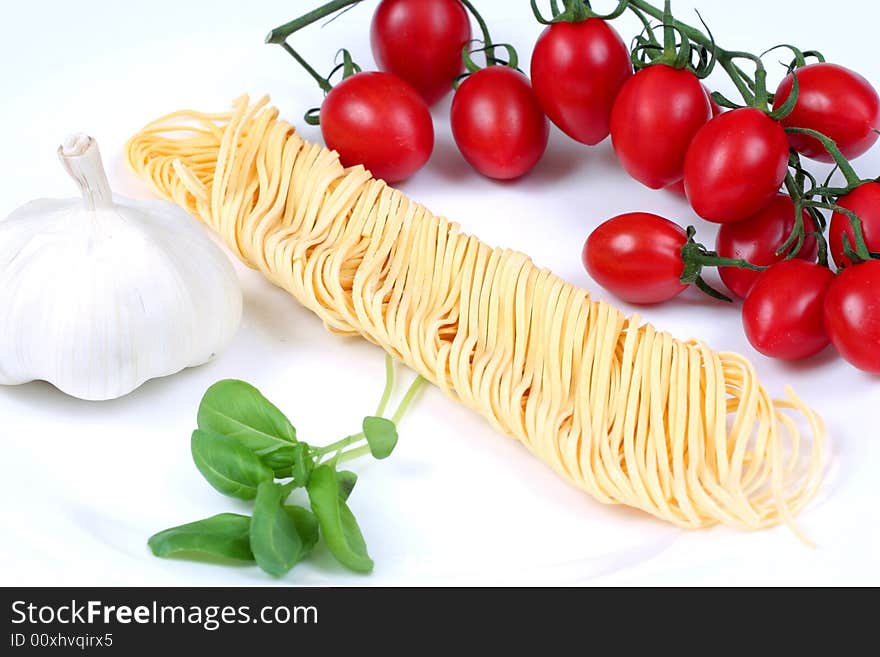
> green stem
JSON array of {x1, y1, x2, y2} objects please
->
[
  {"x1": 780, "y1": 173, "x2": 809, "y2": 257},
  {"x1": 680, "y1": 226, "x2": 765, "y2": 279},
  {"x1": 662, "y1": 0, "x2": 675, "y2": 53},
  {"x1": 392, "y1": 375, "x2": 426, "y2": 425},
  {"x1": 719, "y1": 58, "x2": 755, "y2": 105},
  {"x1": 732, "y1": 63, "x2": 756, "y2": 90},
  {"x1": 265, "y1": 0, "x2": 362, "y2": 44},
  {"x1": 565, "y1": 0, "x2": 589, "y2": 21},
  {"x1": 692, "y1": 254, "x2": 766, "y2": 271},
  {"x1": 628, "y1": 0, "x2": 721, "y2": 51},
  {"x1": 679, "y1": 226, "x2": 764, "y2": 302},
  {"x1": 816, "y1": 230, "x2": 830, "y2": 267},
  {"x1": 459, "y1": 0, "x2": 496, "y2": 66},
  {"x1": 280, "y1": 42, "x2": 333, "y2": 93},
  {"x1": 785, "y1": 128, "x2": 864, "y2": 187},
  {"x1": 375, "y1": 354, "x2": 395, "y2": 417},
  {"x1": 693, "y1": 277, "x2": 733, "y2": 303},
  {"x1": 316, "y1": 432, "x2": 364, "y2": 458},
  {"x1": 335, "y1": 444, "x2": 373, "y2": 464},
  {"x1": 724, "y1": 50, "x2": 770, "y2": 108},
  {"x1": 754, "y1": 64, "x2": 769, "y2": 109},
  {"x1": 804, "y1": 200, "x2": 873, "y2": 261},
  {"x1": 318, "y1": 368, "x2": 426, "y2": 464},
  {"x1": 265, "y1": 0, "x2": 364, "y2": 94}
]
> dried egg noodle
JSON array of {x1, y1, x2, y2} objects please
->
[{"x1": 126, "y1": 95, "x2": 826, "y2": 538}]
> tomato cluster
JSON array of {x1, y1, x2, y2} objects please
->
[
  {"x1": 372, "y1": 0, "x2": 551, "y2": 181},
  {"x1": 270, "y1": 0, "x2": 576, "y2": 181},
  {"x1": 269, "y1": 1, "x2": 880, "y2": 374},
  {"x1": 582, "y1": 55, "x2": 880, "y2": 373},
  {"x1": 318, "y1": 0, "x2": 469, "y2": 183},
  {"x1": 318, "y1": 2, "x2": 631, "y2": 183}
]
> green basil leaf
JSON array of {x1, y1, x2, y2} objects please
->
[
  {"x1": 148, "y1": 513, "x2": 254, "y2": 562},
  {"x1": 284, "y1": 505, "x2": 319, "y2": 554},
  {"x1": 197, "y1": 380, "x2": 298, "y2": 464},
  {"x1": 250, "y1": 481, "x2": 308, "y2": 578},
  {"x1": 337, "y1": 470, "x2": 358, "y2": 501},
  {"x1": 307, "y1": 465, "x2": 373, "y2": 573},
  {"x1": 362, "y1": 416, "x2": 398, "y2": 460},
  {"x1": 290, "y1": 443, "x2": 315, "y2": 487},
  {"x1": 191, "y1": 429, "x2": 274, "y2": 500}
]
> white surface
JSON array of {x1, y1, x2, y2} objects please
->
[{"x1": 1, "y1": 0, "x2": 878, "y2": 586}]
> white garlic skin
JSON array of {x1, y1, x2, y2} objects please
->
[{"x1": 0, "y1": 137, "x2": 242, "y2": 401}]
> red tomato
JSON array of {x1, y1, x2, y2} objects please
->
[
  {"x1": 716, "y1": 194, "x2": 819, "y2": 299},
  {"x1": 530, "y1": 18, "x2": 632, "y2": 145},
  {"x1": 583, "y1": 212, "x2": 688, "y2": 305},
  {"x1": 829, "y1": 182, "x2": 880, "y2": 268},
  {"x1": 774, "y1": 63, "x2": 880, "y2": 162},
  {"x1": 824, "y1": 260, "x2": 880, "y2": 374},
  {"x1": 451, "y1": 66, "x2": 549, "y2": 180},
  {"x1": 321, "y1": 71, "x2": 434, "y2": 184},
  {"x1": 666, "y1": 86, "x2": 721, "y2": 196},
  {"x1": 370, "y1": 0, "x2": 471, "y2": 106},
  {"x1": 611, "y1": 65, "x2": 712, "y2": 189},
  {"x1": 684, "y1": 108, "x2": 790, "y2": 224},
  {"x1": 742, "y1": 260, "x2": 835, "y2": 360}
]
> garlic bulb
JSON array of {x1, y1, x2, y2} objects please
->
[{"x1": 0, "y1": 135, "x2": 242, "y2": 401}]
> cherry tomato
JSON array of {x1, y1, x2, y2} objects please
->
[
  {"x1": 742, "y1": 260, "x2": 835, "y2": 360},
  {"x1": 611, "y1": 65, "x2": 712, "y2": 189},
  {"x1": 716, "y1": 194, "x2": 819, "y2": 299},
  {"x1": 370, "y1": 0, "x2": 472, "y2": 106},
  {"x1": 774, "y1": 63, "x2": 880, "y2": 162},
  {"x1": 824, "y1": 260, "x2": 880, "y2": 374},
  {"x1": 583, "y1": 212, "x2": 688, "y2": 305},
  {"x1": 666, "y1": 86, "x2": 721, "y2": 196},
  {"x1": 829, "y1": 182, "x2": 880, "y2": 268},
  {"x1": 451, "y1": 66, "x2": 549, "y2": 180},
  {"x1": 321, "y1": 71, "x2": 434, "y2": 184},
  {"x1": 530, "y1": 18, "x2": 632, "y2": 145},
  {"x1": 684, "y1": 108, "x2": 789, "y2": 224}
]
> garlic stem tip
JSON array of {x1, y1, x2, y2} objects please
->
[{"x1": 60, "y1": 133, "x2": 93, "y2": 157}]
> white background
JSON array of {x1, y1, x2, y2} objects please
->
[{"x1": 1, "y1": 0, "x2": 878, "y2": 586}]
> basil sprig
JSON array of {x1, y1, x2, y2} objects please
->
[{"x1": 149, "y1": 355, "x2": 424, "y2": 579}]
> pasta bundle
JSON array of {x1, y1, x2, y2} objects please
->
[{"x1": 126, "y1": 95, "x2": 825, "y2": 536}]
